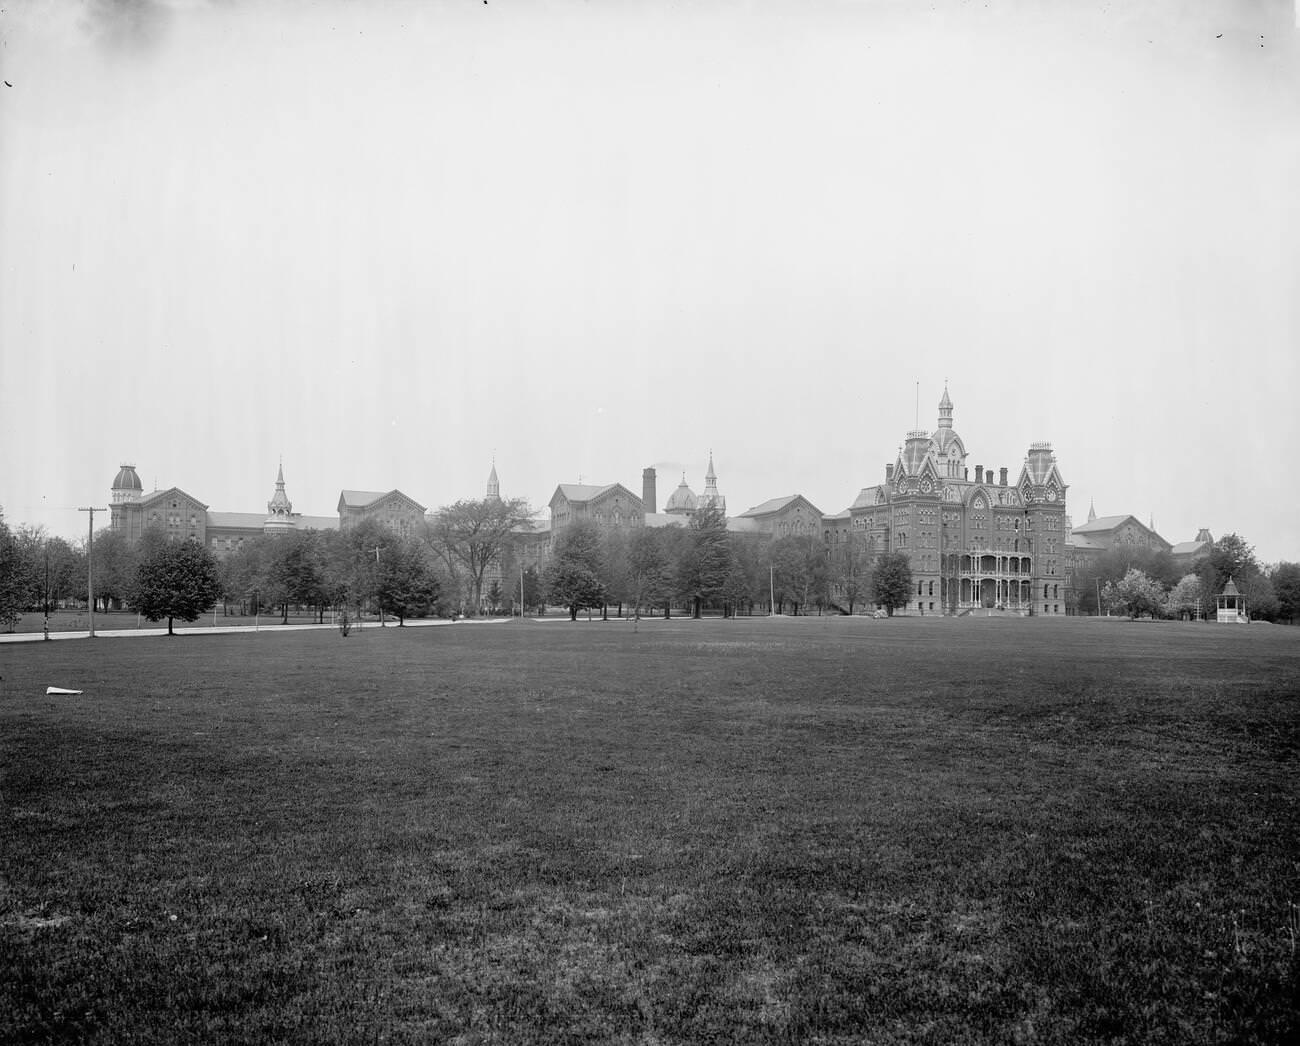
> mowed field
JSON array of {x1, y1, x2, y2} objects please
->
[{"x1": 1, "y1": 617, "x2": 1297, "y2": 1045}]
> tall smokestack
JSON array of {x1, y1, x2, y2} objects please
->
[{"x1": 642, "y1": 467, "x2": 657, "y2": 516}]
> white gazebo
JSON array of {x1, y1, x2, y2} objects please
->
[{"x1": 1216, "y1": 577, "x2": 1248, "y2": 624}]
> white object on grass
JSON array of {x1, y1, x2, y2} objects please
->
[{"x1": 45, "y1": 686, "x2": 83, "y2": 695}]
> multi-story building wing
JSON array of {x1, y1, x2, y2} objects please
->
[
  {"x1": 336, "y1": 489, "x2": 426, "y2": 537},
  {"x1": 836, "y1": 388, "x2": 1069, "y2": 615}
]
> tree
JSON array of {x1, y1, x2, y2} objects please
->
[
  {"x1": 133, "y1": 537, "x2": 223, "y2": 635},
  {"x1": 1272, "y1": 562, "x2": 1300, "y2": 625},
  {"x1": 831, "y1": 532, "x2": 875, "y2": 615},
  {"x1": 1072, "y1": 543, "x2": 1180, "y2": 617},
  {"x1": 89, "y1": 529, "x2": 139, "y2": 612},
  {"x1": 869, "y1": 552, "x2": 913, "y2": 617},
  {"x1": 677, "y1": 505, "x2": 731, "y2": 618},
  {"x1": 515, "y1": 564, "x2": 543, "y2": 615},
  {"x1": 219, "y1": 537, "x2": 267, "y2": 615},
  {"x1": 626, "y1": 526, "x2": 674, "y2": 619},
  {"x1": 265, "y1": 530, "x2": 326, "y2": 623},
  {"x1": 1241, "y1": 573, "x2": 1279, "y2": 623},
  {"x1": 598, "y1": 527, "x2": 632, "y2": 618},
  {"x1": 1102, "y1": 567, "x2": 1165, "y2": 620},
  {"x1": 770, "y1": 535, "x2": 827, "y2": 616},
  {"x1": 43, "y1": 537, "x2": 83, "y2": 610},
  {"x1": 373, "y1": 536, "x2": 440, "y2": 625},
  {"x1": 1195, "y1": 533, "x2": 1260, "y2": 607},
  {"x1": 430, "y1": 497, "x2": 532, "y2": 614},
  {"x1": 1165, "y1": 574, "x2": 1204, "y2": 621},
  {"x1": 544, "y1": 520, "x2": 607, "y2": 620},
  {"x1": 0, "y1": 521, "x2": 35, "y2": 631}
]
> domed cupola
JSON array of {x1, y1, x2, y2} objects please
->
[
  {"x1": 112, "y1": 464, "x2": 143, "y2": 503},
  {"x1": 665, "y1": 474, "x2": 699, "y2": 516}
]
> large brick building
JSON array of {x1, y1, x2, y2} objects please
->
[
  {"x1": 828, "y1": 388, "x2": 1070, "y2": 615},
  {"x1": 108, "y1": 463, "x2": 423, "y2": 556}
]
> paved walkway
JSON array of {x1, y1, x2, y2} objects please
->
[{"x1": 0, "y1": 617, "x2": 517, "y2": 644}]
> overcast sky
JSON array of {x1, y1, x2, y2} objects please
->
[{"x1": 2, "y1": 0, "x2": 1297, "y2": 562}]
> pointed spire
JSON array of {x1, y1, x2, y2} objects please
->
[
  {"x1": 1087, "y1": 499, "x2": 1096, "y2": 523},
  {"x1": 701, "y1": 451, "x2": 725, "y2": 514},
  {"x1": 486, "y1": 459, "x2": 500, "y2": 501},
  {"x1": 267, "y1": 461, "x2": 293, "y2": 523},
  {"x1": 937, "y1": 384, "x2": 954, "y2": 428}
]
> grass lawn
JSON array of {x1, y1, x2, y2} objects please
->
[{"x1": 1, "y1": 617, "x2": 1297, "y2": 1044}]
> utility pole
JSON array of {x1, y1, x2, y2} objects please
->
[
  {"x1": 43, "y1": 541, "x2": 50, "y2": 641},
  {"x1": 371, "y1": 546, "x2": 385, "y2": 626},
  {"x1": 78, "y1": 506, "x2": 106, "y2": 638}
]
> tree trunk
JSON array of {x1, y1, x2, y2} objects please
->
[
  {"x1": 570, "y1": 606, "x2": 578, "y2": 621},
  {"x1": 167, "y1": 616, "x2": 174, "y2": 635}
]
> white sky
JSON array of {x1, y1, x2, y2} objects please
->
[{"x1": 2, "y1": 0, "x2": 1298, "y2": 562}]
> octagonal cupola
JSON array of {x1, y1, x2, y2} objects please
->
[
  {"x1": 265, "y1": 463, "x2": 296, "y2": 533},
  {"x1": 112, "y1": 463, "x2": 143, "y2": 504}
]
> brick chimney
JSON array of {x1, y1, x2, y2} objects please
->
[
  {"x1": 1000, "y1": 467, "x2": 1008, "y2": 486},
  {"x1": 975, "y1": 465, "x2": 984, "y2": 484},
  {"x1": 642, "y1": 467, "x2": 657, "y2": 516}
]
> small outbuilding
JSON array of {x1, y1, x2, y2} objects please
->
[{"x1": 1216, "y1": 577, "x2": 1248, "y2": 624}]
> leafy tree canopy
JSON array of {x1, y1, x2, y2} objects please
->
[
  {"x1": 870, "y1": 552, "x2": 913, "y2": 616},
  {"x1": 544, "y1": 520, "x2": 606, "y2": 620},
  {"x1": 133, "y1": 537, "x2": 223, "y2": 635}
]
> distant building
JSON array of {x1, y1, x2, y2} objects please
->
[
  {"x1": 1170, "y1": 528, "x2": 1215, "y2": 571},
  {"x1": 108, "y1": 462, "x2": 426, "y2": 556},
  {"x1": 829, "y1": 387, "x2": 1070, "y2": 615},
  {"x1": 731, "y1": 494, "x2": 824, "y2": 537},
  {"x1": 336, "y1": 489, "x2": 426, "y2": 537}
]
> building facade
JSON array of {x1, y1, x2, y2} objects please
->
[
  {"x1": 831, "y1": 389, "x2": 1070, "y2": 615},
  {"x1": 109, "y1": 463, "x2": 425, "y2": 556}
]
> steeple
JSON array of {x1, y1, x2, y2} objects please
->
[
  {"x1": 265, "y1": 460, "x2": 295, "y2": 533},
  {"x1": 486, "y1": 460, "x2": 500, "y2": 501},
  {"x1": 268, "y1": 462, "x2": 292, "y2": 517},
  {"x1": 700, "y1": 451, "x2": 726, "y2": 514},
  {"x1": 937, "y1": 384, "x2": 954, "y2": 429},
  {"x1": 1087, "y1": 499, "x2": 1096, "y2": 523}
]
